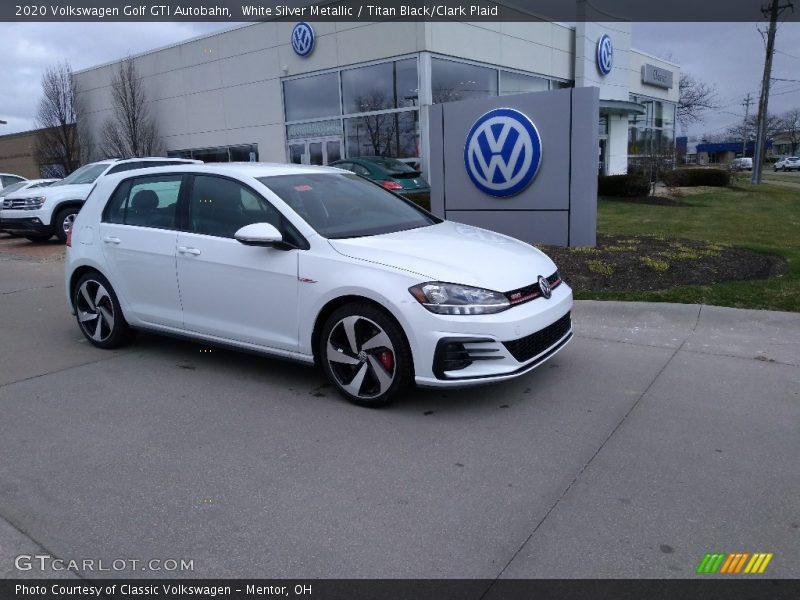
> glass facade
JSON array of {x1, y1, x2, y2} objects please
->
[
  {"x1": 168, "y1": 144, "x2": 258, "y2": 163},
  {"x1": 628, "y1": 95, "x2": 676, "y2": 167},
  {"x1": 282, "y1": 55, "x2": 568, "y2": 164},
  {"x1": 283, "y1": 58, "x2": 421, "y2": 161}
]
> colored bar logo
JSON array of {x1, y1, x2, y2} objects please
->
[{"x1": 697, "y1": 552, "x2": 773, "y2": 574}]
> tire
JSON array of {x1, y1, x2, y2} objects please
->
[
  {"x1": 73, "y1": 271, "x2": 131, "y2": 349},
  {"x1": 54, "y1": 206, "x2": 79, "y2": 243},
  {"x1": 318, "y1": 302, "x2": 413, "y2": 407},
  {"x1": 25, "y1": 233, "x2": 52, "y2": 242}
]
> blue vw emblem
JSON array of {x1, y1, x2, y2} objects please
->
[
  {"x1": 463, "y1": 108, "x2": 542, "y2": 198},
  {"x1": 597, "y1": 34, "x2": 613, "y2": 75},
  {"x1": 291, "y1": 22, "x2": 315, "y2": 57}
]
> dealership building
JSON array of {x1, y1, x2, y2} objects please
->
[{"x1": 74, "y1": 16, "x2": 680, "y2": 179}]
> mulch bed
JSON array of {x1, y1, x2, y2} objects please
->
[{"x1": 541, "y1": 234, "x2": 787, "y2": 293}]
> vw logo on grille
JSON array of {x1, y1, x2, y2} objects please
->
[
  {"x1": 597, "y1": 34, "x2": 614, "y2": 75},
  {"x1": 291, "y1": 22, "x2": 315, "y2": 57},
  {"x1": 537, "y1": 275, "x2": 552, "y2": 299},
  {"x1": 463, "y1": 108, "x2": 542, "y2": 198}
]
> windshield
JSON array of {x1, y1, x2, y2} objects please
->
[
  {"x1": 52, "y1": 163, "x2": 109, "y2": 186},
  {"x1": 365, "y1": 157, "x2": 417, "y2": 174},
  {"x1": 258, "y1": 173, "x2": 439, "y2": 239},
  {"x1": 0, "y1": 181, "x2": 29, "y2": 196}
]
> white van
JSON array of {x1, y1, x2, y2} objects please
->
[{"x1": 732, "y1": 157, "x2": 753, "y2": 171}]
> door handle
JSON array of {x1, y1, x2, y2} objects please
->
[
  {"x1": 103, "y1": 236, "x2": 121, "y2": 244},
  {"x1": 178, "y1": 246, "x2": 201, "y2": 256}
]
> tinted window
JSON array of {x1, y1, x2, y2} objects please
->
[
  {"x1": 189, "y1": 175, "x2": 304, "y2": 248},
  {"x1": 283, "y1": 72, "x2": 340, "y2": 121},
  {"x1": 341, "y1": 58, "x2": 418, "y2": 114},
  {"x1": 499, "y1": 71, "x2": 549, "y2": 96},
  {"x1": 259, "y1": 173, "x2": 438, "y2": 239},
  {"x1": 104, "y1": 175, "x2": 182, "y2": 229},
  {"x1": 432, "y1": 58, "x2": 497, "y2": 104},
  {"x1": 107, "y1": 162, "x2": 143, "y2": 175}
]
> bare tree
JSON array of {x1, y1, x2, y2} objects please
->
[
  {"x1": 726, "y1": 112, "x2": 782, "y2": 145},
  {"x1": 34, "y1": 62, "x2": 83, "y2": 176},
  {"x1": 101, "y1": 57, "x2": 162, "y2": 158},
  {"x1": 779, "y1": 108, "x2": 800, "y2": 155},
  {"x1": 678, "y1": 73, "x2": 718, "y2": 128}
]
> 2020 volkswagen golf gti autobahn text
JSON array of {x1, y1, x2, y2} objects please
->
[{"x1": 65, "y1": 163, "x2": 573, "y2": 406}]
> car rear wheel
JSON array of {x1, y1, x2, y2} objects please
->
[
  {"x1": 73, "y1": 271, "x2": 131, "y2": 349},
  {"x1": 54, "y1": 206, "x2": 79, "y2": 243},
  {"x1": 319, "y1": 302, "x2": 413, "y2": 407}
]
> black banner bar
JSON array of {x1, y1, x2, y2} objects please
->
[
  {"x1": 2, "y1": 579, "x2": 800, "y2": 600},
  {"x1": 3, "y1": 0, "x2": 799, "y2": 23}
]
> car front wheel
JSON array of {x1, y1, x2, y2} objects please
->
[
  {"x1": 54, "y1": 206, "x2": 79, "y2": 243},
  {"x1": 319, "y1": 302, "x2": 413, "y2": 407},
  {"x1": 73, "y1": 271, "x2": 131, "y2": 349}
]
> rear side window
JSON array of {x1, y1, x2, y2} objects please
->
[
  {"x1": 103, "y1": 175, "x2": 183, "y2": 230},
  {"x1": 2, "y1": 175, "x2": 25, "y2": 187}
]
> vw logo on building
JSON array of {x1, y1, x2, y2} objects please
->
[
  {"x1": 463, "y1": 108, "x2": 542, "y2": 198},
  {"x1": 597, "y1": 34, "x2": 613, "y2": 75},
  {"x1": 291, "y1": 22, "x2": 315, "y2": 57}
]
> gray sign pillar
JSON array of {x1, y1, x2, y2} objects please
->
[{"x1": 427, "y1": 87, "x2": 599, "y2": 247}]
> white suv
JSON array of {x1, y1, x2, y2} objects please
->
[
  {"x1": 774, "y1": 156, "x2": 800, "y2": 172},
  {"x1": 0, "y1": 158, "x2": 199, "y2": 243}
]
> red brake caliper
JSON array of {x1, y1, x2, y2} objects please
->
[{"x1": 378, "y1": 351, "x2": 394, "y2": 372}]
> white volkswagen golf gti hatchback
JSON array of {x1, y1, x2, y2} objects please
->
[{"x1": 65, "y1": 163, "x2": 572, "y2": 406}]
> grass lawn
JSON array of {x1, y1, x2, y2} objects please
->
[{"x1": 578, "y1": 183, "x2": 800, "y2": 312}]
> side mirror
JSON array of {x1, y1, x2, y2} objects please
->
[{"x1": 234, "y1": 222, "x2": 283, "y2": 247}]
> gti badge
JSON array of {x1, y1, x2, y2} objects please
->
[
  {"x1": 537, "y1": 275, "x2": 552, "y2": 299},
  {"x1": 597, "y1": 34, "x2": 613, "y2": 75},
  {"x1": 291, "y1": 22, "x2": 315, "y2": 57},
  {"x1": 463, "y1": 108, "x2": 542, "y2": 198}
]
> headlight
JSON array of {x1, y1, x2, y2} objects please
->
[
  {"x1": 23, "y1": 197, "x2": 46, "y2": 210},
  {"x1": 409, "y1": 282, "x2": 510, "y2": 315}
]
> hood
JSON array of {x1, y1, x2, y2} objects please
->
[
  {"x1": 14, "y1": 183, "x2": 93, "y2": 202},
  {"x1": 328, "y1": 221, "x2": 557, "y2": 291}
]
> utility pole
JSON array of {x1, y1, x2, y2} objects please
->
[
  {"x1": 752, "y1": 0, "x2": 794, "y2": 184},
  {"x1": 742, "y1": 93, "x2": 752, "y2": 157}
]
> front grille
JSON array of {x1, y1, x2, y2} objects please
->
[
  {"x1": 5, "y1": 199, "x2": 31, "y2": 209},
  {"x1": 502, "y1": 312, "x2": 571, "y2": 363},
  {"x1": 505, "y1": 271, "x2": 562, "y2": 306}
]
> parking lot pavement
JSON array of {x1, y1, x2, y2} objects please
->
[{"x1": 0, "y1": 257, "x2": 798, "y2": 580}]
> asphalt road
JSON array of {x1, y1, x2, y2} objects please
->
[{"x1": 0, "y1": 243, "x2": 798, "y2": 581}]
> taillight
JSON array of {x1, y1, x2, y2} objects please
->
[
  {"x1": 380, "y1": 180, "x2": 403, "y2": 190},
  {"x1": 66, "y1": 227, "x2": 72, "y2": 247}
]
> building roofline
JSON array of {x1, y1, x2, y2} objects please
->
[
  {"x1": 629, "y1": 47, "x2": 680, "y2": 68},
  {"x1": 73, "y1": 22, "x2": 256, "y2": 75}
]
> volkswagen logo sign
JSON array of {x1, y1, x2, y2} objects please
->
[
  {"x1": 537, "y1": 275, "x2": 552, "y2": 299},
  {"x1": 463, "y1": 108, "x2": 542, "y2": 198},
  {"x1": 597, "y1": 34, "x2": 613, "y2": 75},
  {"x1": 291, "y1": 22, "x2": 315, "y2": 57}
]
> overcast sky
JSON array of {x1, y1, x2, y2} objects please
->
[{"x1": 1, "y1": 21, "x2": 799, "y2": 140}]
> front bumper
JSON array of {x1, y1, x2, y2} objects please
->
[
  {"x1": 409, "y1": 281, "x2": 573, "y2": 387},
  {"x1": 0, "y1": 213, "x2": 51, "y2": 235}
]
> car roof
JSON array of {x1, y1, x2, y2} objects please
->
[{"x1": 111, "y1": 162, "x2": 344, "y2": 178}]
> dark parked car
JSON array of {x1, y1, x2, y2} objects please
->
[{"x1": 328, "y1": 157, "x2": 430, "y2": 199}]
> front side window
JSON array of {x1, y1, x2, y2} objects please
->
[
  {"x1": 103, "y1": 175, "x2": 182, "y2": 229},
  {"x1": 189, "y1": 175, "x2": 304, "y2": 248},
  {"x1": 259, "y1": 173, "x2": 438, "y2": 239}
]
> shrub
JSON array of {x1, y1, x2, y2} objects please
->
[
  {"x1": 586, "y1": 259, "x2": 614, "y2": 276},
  {"x1": 598, "y1": 174, "x2": 650, "y2": 197},
  {"x1": 661, "y1": 168, "x2": 730, "y2": 187}
]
